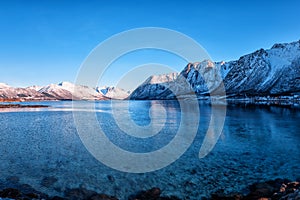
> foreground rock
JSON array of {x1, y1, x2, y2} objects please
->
[
  {"x1": 64, "y1": 188, "x2": 118, "y2": 200},
  {"x1": 211, "y1": 179, "x2": 300, "y2": 200},
  {"x1": 0, "y1": 186, "x2": 49, "y2": 200},
  {"x1": 128, "y1": 187, "x2": 181, "y2": 200},
  {"x1": 0, "y1": 187, "x2": 118, "y2": 200},
  {"x1": 1, "y1": 179, "x2": 299, "y2": 200}
]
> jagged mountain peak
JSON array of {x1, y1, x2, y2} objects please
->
[
  {"x1": 183, "y1": 60, "x2": 216, "y2": 73},
  {"x1": 271, "y1": 39, "x2": 300, "y2": 50},
  {"x1": 58, "y1": 81, "x2": 75, "y2": 87},
  {"x1": 142, "y1": 72, "x2": 179, "y2": 85}
]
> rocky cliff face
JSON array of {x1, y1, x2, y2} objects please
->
[
  {"x1": 130, "y1": 40, "x2": 300, "y2": 99},
  {"x1": 223, "y1": 41, "x2": 300, "y2": 95},
  {"x1": 129, "y1": 60, "x2": 231, "y2": 99}
]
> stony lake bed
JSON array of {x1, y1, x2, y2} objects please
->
[{"x1": 0, "y1": 100, "x2": 299, "y2": 200}]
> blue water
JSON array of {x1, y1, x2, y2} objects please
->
[{"x1": 0, "y1": 100, "x2": 300, "y2": 199}]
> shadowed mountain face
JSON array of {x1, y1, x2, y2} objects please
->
[
  {"x1": 130, "y1": 40, "x2": 300, "y2": 99},
  {"x1": 223, "y1": 41, "x2": 300, "y2": 95}
]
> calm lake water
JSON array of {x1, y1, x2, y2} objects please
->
[{"x1": 0, "y1": 100, "x2": 300, "y2": 199}]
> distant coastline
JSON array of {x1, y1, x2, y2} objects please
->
[
  {"x1": 1, "y1": 95, "x2": 300, "y2": 110},
  {"x1": 0, "y1": 104, "x2": 49, "y2": 109}
]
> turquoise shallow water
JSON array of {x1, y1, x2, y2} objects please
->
[{"x1": 0, "y1": 101, "x2": 299, "y2": 199}]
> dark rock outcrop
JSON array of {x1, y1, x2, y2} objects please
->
[
  {"x1": 64, "y1": 188, "x2": 118, "y2": 200},
  {"x1": 128, "y1": 187, "x2": 181, "y2": 200},
  {"x1": 210, "y1": 179, "x2": 300, "y2": 200}
]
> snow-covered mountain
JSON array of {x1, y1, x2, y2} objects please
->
[
  {"x1": 130, "y1": 40, "x2": 300, "y2": 99},
  {"x1": 222, "y1": 41, "x2": 300, "y2": 95},
  {"x1": 0, "y1": 82, "x2": 130, "y2": 101},
  {"x1": 129, "y1": 72, "x2": 179, "y2": 99},
  {"x1": 1, "y1": 40, "x2": 299, "y2": 102},
  {"x1": 0, "y1": 83, "x2": 10, "y2": 89},
  {"x1": 26, "y1": 85, "x2": 43, "y2": 91},
  {"x1": 0, "y1": 83, "x2": 46, "y2": 100},
  {"x1": 39, "y1": 81, "x2": 108, "y2": 100},
  {"x1": 97, "y1": 86, "x2": 130, "y2": 100}
]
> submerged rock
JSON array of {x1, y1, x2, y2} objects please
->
[
  {"x1": 89, "y1": 193, "x2": 118, "y2": 200},
  {"x1": 64, "y1": 188, "x2": 118, "y2": 200},
  {"x1": 64, "y1": 188, "x2": 97, "y2": 200},
  {"x1": 133, "y1": 187, "x2": 161, "y2": 199},
  {"x1": 128, "y1": 187, "x2": 181, "y2": 200},
  {"x1": 5, "y1": 177, "x2": 19, "y2": 184},
  {"x1": 41, "y1": 176, "x2": 58, "y2": 188},
  {"x1": 107, "y1": 175, "x2": 115, "y2": 183}
]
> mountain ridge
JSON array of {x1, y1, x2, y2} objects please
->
[
  {"x1": 0, "y1": 82, "x2": 130, "y2": 101},
  {"x1": 129, "y1": 39, "x2": 300, "y2": 100},
  {"x1": 1, "y1": 40, "x2": 299, "y2": 102}
]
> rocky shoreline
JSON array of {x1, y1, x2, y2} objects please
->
[
  {"x1": 210, "y1": 179, "x2": 300, "y2": 200},
  {"x1": 0, "y1": 178, "x2": 299, "y2": 200}
]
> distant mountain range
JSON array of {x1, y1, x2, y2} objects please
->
[
  {"x1": 130, "y1": 40, "x2": 300, "y2": 99},
  {"x1": 1, "y1": 40, "x2": 300, "y2": 102},
  {"x1": 0, "y1": 82, "x2": 130, "y2": 101}
]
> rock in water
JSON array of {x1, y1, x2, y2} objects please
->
[{"x1": 41, "y1": 176, "x2": 58, "y2": 188}]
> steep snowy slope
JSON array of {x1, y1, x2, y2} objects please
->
[
  {"x1": 223, "y1": 41, "x2": 300, "y2": 95},
  {"x1": 129, "y1": 72, "x2": 179, "y2": 100},
  {"x1": 130, "y1": 61, "x2": 230, "y2": 99},
  {"x1": 97, "y1": 86, "x2": 130, "y2": 100}
]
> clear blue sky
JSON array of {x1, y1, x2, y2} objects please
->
[{"x1": 0, "y1": 0, "x2": 300, "y2": 89}]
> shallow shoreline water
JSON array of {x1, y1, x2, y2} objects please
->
[{"x1": 0, "y1": 100, "x2": 299, "y2": 199}]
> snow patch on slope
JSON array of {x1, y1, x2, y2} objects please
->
[
  {"x1": 100, "y1": 87, "x2": 130, "y2": 99},
  {"x1": 142, "y1": 72, "x2": 179, "y2": 85}
]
